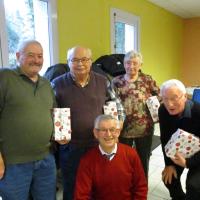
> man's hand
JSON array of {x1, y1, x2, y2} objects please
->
[
  {"x1": 162, "y1": 165, "x2": 177, "y2": 184},
  {"x1": 171, "y1": 152, "x2": 186, "y2": 168},
  {"x1": 0, "y1": 153, "x2": 5, "y2": 179},
  {"x1": 55, "y1": 137, "x2": 70, "y2": 145}
]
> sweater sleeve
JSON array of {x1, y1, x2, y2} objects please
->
[
  {"x1": 158, "y1": 105, "x2": 175, "y2": 166},
  {"x1": 109, "y1": 79, "x2": 126, "y2": 122},
  {"x1": 148, "y1": 74, "x2": 160, "y2": 97},
  {"x1": 74, "y1": 156, "x2": 93, "y2": 200},
  {"x1": 131, "y1": 149, "x2": 148, "y2": 200},
  {"x1": 186, "y1": 103, "x2": 200, "y2": 168},
  {"x1": 0, "y1": 70, "x2": 6, "y2": 152}
]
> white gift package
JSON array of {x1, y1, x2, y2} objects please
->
[
  {"x1": 53, "y1": 108, "x2": 71, "y2": 141},
  {"x1": 165, "y1": 129, "x2": 200, "y2": 158},
  {"x1": 146, "y1": 96, "x2": 160, "y2": 122},
  {"x1": 103, "y1": 101, "x2": 118, "y2": 120}
]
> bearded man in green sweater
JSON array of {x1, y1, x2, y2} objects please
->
[{"x1": 0, "y1": 40, "x2": 56, "y2": 200}]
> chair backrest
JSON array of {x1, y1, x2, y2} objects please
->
[{"x1": 192, "y1": 88, "x2": 200, "y2": 103}]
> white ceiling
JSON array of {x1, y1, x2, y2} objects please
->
[{"x1": 147, "y1": 0, "x2": 200, "y2": 18}]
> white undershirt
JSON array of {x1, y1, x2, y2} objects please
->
[{"x1": 99, "y1": 144, "x2": 117, "y2": 160}]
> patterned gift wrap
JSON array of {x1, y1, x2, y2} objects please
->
[
  {"x1": 53, "y1": 108, "x2": 71, "y2": 141},
  {"x1": 146, "y1": 96, "x2": 160, "y2": 123},
  {"x1": 103, "y1": 101, "x2": 118, "y2": 120},
  {"x1": 165, "y1": 129, "x2": 200, "y2": 158}
]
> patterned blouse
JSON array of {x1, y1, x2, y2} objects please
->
[{"x1": 112, "y1": 70, "x2": 160, "y2": 138}]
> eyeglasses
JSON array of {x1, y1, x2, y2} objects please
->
[
  {"x1": 96, "y1": 128, "x2": 117, "y2": 134},
  {"x1": 70, "y1": 57, "x2": 91, "y2": 65},
  {"x1": 125, "y1": 61, "x2": 140, "y2": 66},
  {"x1": 162, "y1": 94, "x2": 184, "y2": 104}
]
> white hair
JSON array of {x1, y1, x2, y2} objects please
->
[
  {"x1": 94, "y1": 114, "x2": 117, "y2": 129},
  {"x1": 124, "y1": 50, "x2": 143, "y2": 64},
  {"x1": 67, "y1": 46, "x2": 92, "y2": 61},
  {"x1": 17, "y1": 39, "x2": 42, "y2": 53},
  {"x1": 160, "y1": 79, "x2": 186, "y2": 96}
]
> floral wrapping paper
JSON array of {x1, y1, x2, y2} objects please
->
[
  {"x1": 146, "y1": 96, "x2": 160, "y2": 123},
  {"x1": 103, "y1": 101, "x2": 118, "y2": 120},
  {"x1": 165, "y1": 128, "x2": 200, "y2": 158},
  {"x1": 53, "y1": 108, "x2": 71, "y2": 140}
]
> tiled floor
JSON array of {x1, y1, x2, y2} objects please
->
[
  {"x1": 56, "y1": 124, "x2": 189, "y2": 200},
  {"x1": 148, "y1": 144, "x2": 188, "y2": 200},
  {"x1": 148, "y1": 145, "x2": 171, "y2": 199},
  {"x1": 148, "y1": 124, "x2": 188, "y2": 200}
]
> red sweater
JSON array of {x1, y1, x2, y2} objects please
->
[{"x1": 74, "y1": 143, "x2": 147, "y2": 200}]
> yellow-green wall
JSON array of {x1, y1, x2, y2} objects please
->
[{"x1": 57, "y1": 0, "x2": 183, "y2": 85}]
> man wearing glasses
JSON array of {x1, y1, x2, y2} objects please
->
[
  {"x1": 159, "y1": 79, "x2": 200, "y2": 200},
  {"x1": 74, "y1": 114, "x2": 147, "y2": 200},
  {"x1": 52, "y1": 46, "x2": 125, "y2": 200}
]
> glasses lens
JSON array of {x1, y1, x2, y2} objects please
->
[
  {"x1": 70, "y1": 57, "x2": 90, "y2": 64},
  {"x1": 97, "y1": 128, "x2": 116, "y2": 133}
]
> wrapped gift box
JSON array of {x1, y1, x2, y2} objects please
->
[
  {"x1": 53, "y1": 108, "x2": 71, "y2": 141},
  {"x1": 103, "y1": 101, "x2": 118, "y2": 120},
  {"x1": 146, "y1": 96, "x2": 160, "y2": 122},
  {"x1": 165, "y1": 129, "x2": 200, "y2": 158}
]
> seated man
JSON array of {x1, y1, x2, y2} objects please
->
[
  {"x1": 74, "y1": 114, "x2": 147, "y2": 200},
  {"x1": 159, "y1": 79, "x2": 200, "y2": 200}
]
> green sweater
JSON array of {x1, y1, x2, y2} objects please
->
[{"x1": 0, "y1": 67, "x2": 56, "y2": 164}]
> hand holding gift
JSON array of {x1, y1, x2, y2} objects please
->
[
  {"x1": 146, "y1": 96, "x2": 160, "y2": 123},
  {"x1": 171, "y1": 152, "x2": 186, "y2": 168},
  {"x1": 165, "y1": 129, "x2": 200, "y2": 159},
  {"x1": 103, "y1": 101, "x2": 118, "y2": 120}
]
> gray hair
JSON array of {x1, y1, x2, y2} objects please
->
[
  {"x1": 160, "y1": 79, "x2": 186, "y2": 96},
  {"x1": 94, "y1": 114, "x2": 117, "y2": 129},
  {"x1": 124, "y1": 50, "x2": 143, "y2": 64},
  {"x1": 67, "y1": 46, "x2": 92, "y2": 61},
  {"x1": 17, "y1": 39, "x2": 42, "y2": 53}
]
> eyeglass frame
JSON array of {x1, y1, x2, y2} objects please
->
[
  {"x1": 69, "y1": 57, "x2": 91, "y2": 65},
  {"x1": 124, "y1": 60, "x2": 140, "y2": 67},
  {"x1": 95, "y1": 128, "x2": 117, "y2": 134},
  {"x1": 162, "y1": 93, "x2": 185, "y2": 104}
]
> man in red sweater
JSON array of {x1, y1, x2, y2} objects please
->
[{"x1": 74, "y1": 114, "x2": 147, "y2": 200}]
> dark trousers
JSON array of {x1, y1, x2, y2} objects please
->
[
  {"x1": 59, "y1": 143, "x2": 92, "y2": 200},
  {"x1": 186, "y1": 165, "x2": 200, "y2": 200},
  {"x1": 164, "y1": 165, "x2": 200, "y2": 200},
  {"x1": 119, "y1": 129, "x2": 153, "y2": 179}
]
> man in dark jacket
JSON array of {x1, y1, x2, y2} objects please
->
[{"x1": 159, "y1": 79, "x2": 200, "y2": 200}]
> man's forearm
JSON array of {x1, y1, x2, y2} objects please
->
[{"x1": 0, "y1": 152, "x2": 5, "y2": 179}]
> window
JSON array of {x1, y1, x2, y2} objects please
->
[
  {"x1": 110, "y1": 8, "x2": 140, "y2": 54},
  {"x1": 0, "y1": 0, "x2": 58, "y2": 75}
]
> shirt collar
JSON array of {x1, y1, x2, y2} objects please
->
[
  {"x1": 181, "y1": 100, "x2": 193, "y2": 118},
  {"x1": 69, "y1": 72, "x2": 90, "y2": 88},
  {"x1": 99, "y1": 143, "x2": 117, "y2": 155},
  {"x1": 15, "y1": 66, "x2": 44, "y2": 85}
]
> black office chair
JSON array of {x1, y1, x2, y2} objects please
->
[{"x1": 192, "y1": 88, "x2": 200, "y2": 103}]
